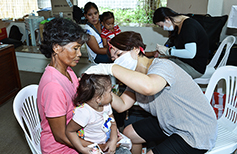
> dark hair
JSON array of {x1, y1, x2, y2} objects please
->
[
  {"x1": 153, "y1": 7, "x2": 179, "y2": 24},
  {"x1": 84, "y1": 2, "x2": 99, "y2": 15},
  {"x1": 153, "y1": 7, "x2": 180, "y2": 41},
  {"x1": 40, "y1": 18, "x2": 90, "y2": 58},
  {"x1": 108, "y1": 31, "x2": 146, "y2": 57},
  {"x1": 101, "y1": 11, "x2": 114, "y2": 22},
  {"x1": 73, "y1": 74, "x2": 111, "y2": 106}
]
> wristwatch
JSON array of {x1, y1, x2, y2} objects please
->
[
  {"x1": 168, "y1": 48, "x2": 172, "y2": 55},
  {"x1": 166, "y1": 48, "x2": 172, "y2": 55}
]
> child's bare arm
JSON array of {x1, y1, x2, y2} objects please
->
[
  {"x1": 87, "y1": 36, "x2": 107, "y2": 54},
  {"x1": 102, "y1": 37, "x2": 108, "y2": 48},
  {"x1": 66, "y1": 120, "x2": 92, "y2": 154},
  {"x1": 103, "y1": 114, "x2": 118, "y2": 153}
]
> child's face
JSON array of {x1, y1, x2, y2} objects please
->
[
  {"x1": 100, "y1": 85, "x2": 113, "y2": 105},
  {"x1": 85, "y1": 7, "x2": 99, "y2": 25},
  {"x1": 102, "y1": 18, "x2": 114, "y2": 31}
]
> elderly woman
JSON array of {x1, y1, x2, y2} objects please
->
[{"x1": 37, "y1": 18, "x2": 90, "y2": 154}]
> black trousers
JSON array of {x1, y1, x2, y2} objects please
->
[{"x1": 132, "y1": 116, "x2": 208, "y2": 154}]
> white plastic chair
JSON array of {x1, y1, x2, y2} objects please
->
[
  {"x1": 204, "y1": 66, "x2": 237, "y2": 154},
  {"x1": 194, "y1": 35, "x2": 236, "y2": 85},
  {"x1": 13, "y1": 84, "x2": 42, "y2": 154}
]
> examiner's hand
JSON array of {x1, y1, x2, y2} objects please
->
[
  {"x1": 84, "y1": 63, "x2": 115, "y2": 75},
  {"x1": 156, "y1": 44, "x2": 170, "y2": 56},
  {"x1": 154, "y1": 51, "x2": 160, "y2": 58}
]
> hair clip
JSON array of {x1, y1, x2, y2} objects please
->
[
  {"x1": 108, "y1": 42, "x2": 113, "y2": 52},
  {"x1": 139, "y1": 46, "x2": 145, "y2": 54}
]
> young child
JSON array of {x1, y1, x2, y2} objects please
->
[
  {"x1": 66, "y1": 74, "x2": 131, "y2": 154},
  {"x1": 100, "y1": 11, "x2": 121, "y2": 47}
]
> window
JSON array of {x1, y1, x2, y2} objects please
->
[
  {"x1": 0, "y1": 0, "x2": 167, "y2": 26},
  {"x1": 78, "y1": 0, "x2": 167, "y2": 26},
  {"x1": 0, "y1": 0, "x2": 38, "y2": 19}
]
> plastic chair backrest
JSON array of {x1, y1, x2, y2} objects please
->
[
  {"x1": 85, "y1": 43, "x2": 96, "y2": 64},
  {"x1": 13, "y1": 84, "x2": 42, "y2": 154},
  {"x1": 205, "y1": 66, "x2": 237, "y2": 133},
  {"x1": 207, "y1": 35, "x2": 236, "y2": 69}
]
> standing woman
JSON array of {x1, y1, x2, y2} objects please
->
[
  {"x1": 85, "y1": 31, "x2": 217, "y2": 154},
  {"x1": 37, "y1": 18, "x2": 90, "y2": 154},
  {"x1": 84, "y1": 2, "x2": 112, "y2": 63},
  {"x1": 153, "y1": 7, "x2": 209, "y2": 79}
]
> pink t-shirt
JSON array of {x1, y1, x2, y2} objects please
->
[{"x1": 37, "y1": 66, "x2": 79, "y2": 154}]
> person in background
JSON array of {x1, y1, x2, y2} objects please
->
[
  {"x1": 100, "y1": 11, "x2": 121, "y2": 48},
  {"x1": 84, "y1": 31, "x2": 217, "y2": 154},
  {"x1": 84, "y1": 2, "x2": 112, "y2": 63},
  {"x1": 152, "y1": 7, "x2": 209, "y2": 79},
  {"x1": 66, "y1": 74, "x2": 131, "y2": 154},
  {"x1": 37, "y1": 17, "x2": 90, "y2": 154}
]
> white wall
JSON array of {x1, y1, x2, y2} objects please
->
[
  {"x1": 120, "y1": 26, "x2": 169, "y2": 52},
  {"x1": 207, "y1": 0, "x2": 223, "y2": 16},
  {"x1": 207, "y1": 0, "x2": 237, "y2": 42},
  {"x1": 167, "y1": 0, "x2": 208, "y2": 14},
  {"x1": 16, "y1": 45, "x2": 94, "y2": 76}
]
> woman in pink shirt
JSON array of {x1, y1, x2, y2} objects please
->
[{"x1": 37, "y1": 17, "x2": 90, "y2": 154}]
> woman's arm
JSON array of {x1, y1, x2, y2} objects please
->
[
  {"x1": 170, "y1": 42, "x2": 196, "y2": 58},
  {"x1": 145, "y1": 51, "x2": 157, "y2": 58},
  {"x1": 47, "y1": 116, "x2": 91, "y2": 148},
  {"x1": 111, "y1": 90, "x2": 136, "y2": 113},
  {"x1": 84, "y1": 64, "x2": 167, "y2": 96},
  {"x1": 47, "y1": 116, "x2": 74, "y2": 147},
  {"x1": 102, "y1": 37, "x2": 108, "y2": 48},
  {"x1": 66, "y1": 119, "x2": 92, "y2": 154},
  {"x1": 112, "y1": 64, "x2": 167, "y2": 96},
  {"x1": 87, "y1": 36, "x2": 107, "y2": 54}
]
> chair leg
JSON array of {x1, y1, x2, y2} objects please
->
[{"x1": 217, "y1": 80, "x2": 225, "y2": 94}]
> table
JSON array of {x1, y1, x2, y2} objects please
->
[{"x1": 0, "y1": 44, "x2": 21, "y2": 104}]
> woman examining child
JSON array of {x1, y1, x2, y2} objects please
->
[{"x1": 85, "y1": 31, "x2": 217, "y2": 154}]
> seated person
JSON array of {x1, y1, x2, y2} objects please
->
[
  {"x1": 37, "y1": 17, "x2": 90, "y2": 153},
  {"x1": 152, "y1": 7, "x2": 209, "y2": 79},
  {"x1": 84, "y1": 2, "x2": 112, "y2": 63}
]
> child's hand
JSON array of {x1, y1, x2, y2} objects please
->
[
  {"x1": 154, "y1": 51, "x2": 160, "y2": 58},
  {"x1": 103, "y1": 140, "x2": 117, "y2": 154},
  {"x1": 81, "y1": 146, "x2": 93, "y2": 154},
  {"x1": 98, "y1": 143, "x2": 106, "y2": 150},
  {"x1": 117, "y1": 129, "x2": 123, "y2": 142}
]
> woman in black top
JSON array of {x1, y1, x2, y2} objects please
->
[{"x1": 153, "y1": 7, "x2": 209, "y2": 79}]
